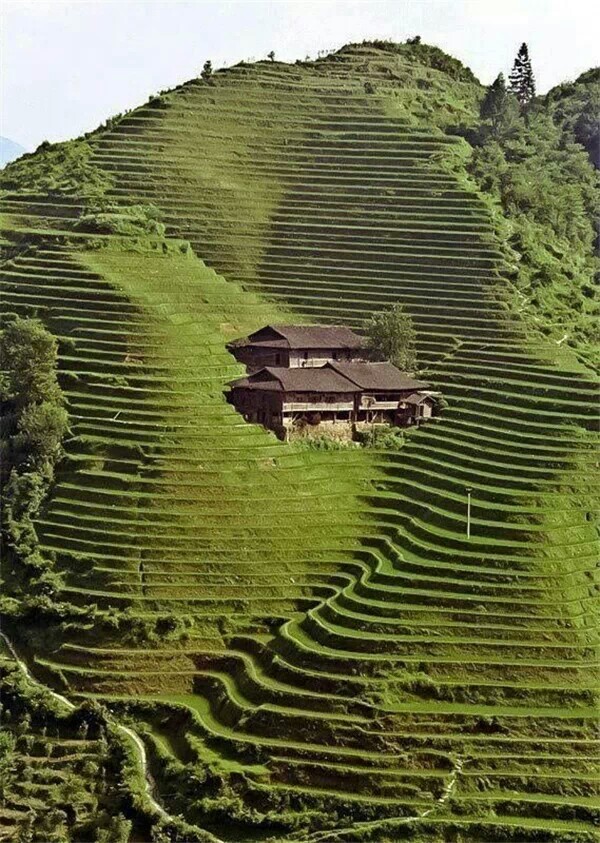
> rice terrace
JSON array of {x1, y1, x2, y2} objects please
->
[{"x1": 0, "y1": 29, "x2": 599, "y2": 843}]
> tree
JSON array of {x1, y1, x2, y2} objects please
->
[
  {"x1": 0, "y1": 731, "x2": 16, "y2": 804},
  {"x1": 150, "y1": 825, "x2": 172, "y2": 843},
  {"x1": 39, "y1": 807, "x2": 68, "y2": 838},
  {"x1": 16, "y1": 812, "x2": 34, "y2": 843},
  {"x1": 16, "y1": 712, "x2": 31, "y2": 736},
  {"x1": 267, "y1": 50, "x2": 275, "y2": 62},
  {"x1": 0, "y1": 318, "x2": 62, "y2": 409},
  {"x1": 76, "y1": 720, "x2": 89, "y2": 741},
  {"x1": 364, "y1": 304, "x2": 417, "y2": 372},
  {"x1": 73, "y1": 699, "x2": 109, "y2": 740},
  {"x1": 200, "y1": 60, "x2": 213, "y2": 83},
  {"x1": 107, "y1": 814, "x2": 132, "y2": 843},
  {"x1": 508, "y1": 43, "x2": 536, "y2": 106},
  {"x1": 574, "y1": 105, "x2": 600, "y2": 167},
  {"x1": 15, "y1": 401, "x2": 69, "y2": 466},
  {"x1": 480, "y1": 73, "x2": 521, "y2": 138}
]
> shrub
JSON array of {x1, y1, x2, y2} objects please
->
[
  {"x1": 355, "y1": 426, "x2": 406, "y2": 449},
  {"x1": 147, "y1": 95, "x2": 169, "y2": 109},
  {"x1": 75, "y1": 204, "x2": 165, "y2": 237},
  {"x1": 15, "y1": 402, "x2": 69, "y2": 466}
]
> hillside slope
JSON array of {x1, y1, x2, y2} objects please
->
[{"x1": 1, "y1": 43, "x2": 599, "y2": 842}]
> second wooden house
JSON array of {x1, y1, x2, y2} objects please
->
[{"x1": 226, "y1": 324, "x2": 366, "y2": 372}]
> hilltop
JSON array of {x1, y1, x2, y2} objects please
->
[{"x1": 1, "y1": 40, "x2": 599, "y2": 843}]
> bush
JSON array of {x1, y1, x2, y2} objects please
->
[
  {"x1": 297, "y1": 436, "x2": 355, "y2": 451},
  {"x1": 15, "y1": 402, "x2": 69, "y2": 466},
  {"x1": 75, "y1": 204, "x2": 165, "y2": 237},
  {"x1": 147, "y1": 95, "x2": 169, "y2": 110},
  {"x1": 354, "y1": 426, "x2": 406, "y2": 449}
]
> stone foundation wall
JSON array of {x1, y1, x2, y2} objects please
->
[
  {"x1": 284, "y1": 420, "x2": 356, "y2": 442},
  {"x1": 284, "y1": 420, "x2": 393, "y2": 443}
]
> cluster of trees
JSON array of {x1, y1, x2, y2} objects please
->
[
  {"x1": 479, "y1": 43, "x2": 536, "y2": 131},
  {"x1": 0, "y1": 667, "x2": 142, "y2": 843},
  {"x1": 544, "y1": 67, "x2": 600, "y2": 168},
  {"x1": 466, "y1": 44, "x2": 599, "y2": 351},
  {"x1": 0, "y1": 317, "x2": 69, "y2": 598},
  {"x1": 0, "y1": 317, "x2": 68, "y2": 468},
  {"x1": 340, "y1": 38, "x2": 478, "y2": 84}
]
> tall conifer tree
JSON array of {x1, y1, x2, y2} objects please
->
[
  {"x1": 481, "y1": 73, "x2": 521, "y2": 137},
  {"x1": 508, "y1": 43, "x2": 536, "y2": 106}
]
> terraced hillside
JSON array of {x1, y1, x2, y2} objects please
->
[
  {"x1": 0, "y1": 642, "x2": 150, "y2": 843},
  {"x1": 1, "y1": 43, "x2": 599, "y2": 842}
]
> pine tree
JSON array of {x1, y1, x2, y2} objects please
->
[
  {"x1": 481, "y1": 74, "x2": 508, "y2": 124},
  {"x1": 480, "y1": 73, "x2": 521, "y2": 137},
  {"x1": 508, "y1": 43, "x2": 536, "y2": 106}
]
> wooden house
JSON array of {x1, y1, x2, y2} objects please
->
[
  {"x1": 227, "y1": 361, "x2": 434, "y2": 435},
  {"x1": 226, "y1": 325, "x2": 365, "y2": 372}
]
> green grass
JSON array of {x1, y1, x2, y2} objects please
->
[{"x1": 1, "y1": 42, "x2": 599, "y2": 842}]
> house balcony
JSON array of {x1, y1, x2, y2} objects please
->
[
  {"x1": 359, "y1": 399, "x2": 400, "y2": 410},
  {"x1": 282, "y1": 401, "x2": 354, "y2": 413}
]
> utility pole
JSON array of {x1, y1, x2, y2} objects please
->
[{"x1": 466, "y1": 486, "x2": 473, "y2": 540}]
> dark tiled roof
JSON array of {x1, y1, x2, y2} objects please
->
[
  {"x1": 403, "y1": 392, "x2": 435, "y2": 406},
  {"x1": 228, "y1": 362, "x2": 429, "y2": 395},
  {"x1": 229, "y1": 367, "x2": 360, "y2": 393},
  {"x1": 327, "y1": 361, "x2": 430, "y2": 392},
  {"x1": 228, "y1": 325, "x2": 364, "y2": 350},
  {"x1": 228, "y1": 335, "x2": 289, "y2": 349}
]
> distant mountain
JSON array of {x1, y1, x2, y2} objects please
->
[{"x1": 0, "y1": 136, "x2": 27, "y2": 167}]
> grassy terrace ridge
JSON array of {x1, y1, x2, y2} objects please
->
[{"x1": 1, "y1": 41, "x2": 599, "y2": 841}]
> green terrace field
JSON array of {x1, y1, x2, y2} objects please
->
[{"x1": 1, "y1": 43, "x2": 599, "y2": 841}]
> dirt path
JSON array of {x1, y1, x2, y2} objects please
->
[{"x1": 0, "y1": 631, "x2": 171, "y2": 821}]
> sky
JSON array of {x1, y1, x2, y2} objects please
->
[{"x1": 1, "y1": 0, "x2": 598, "y2": 151}]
